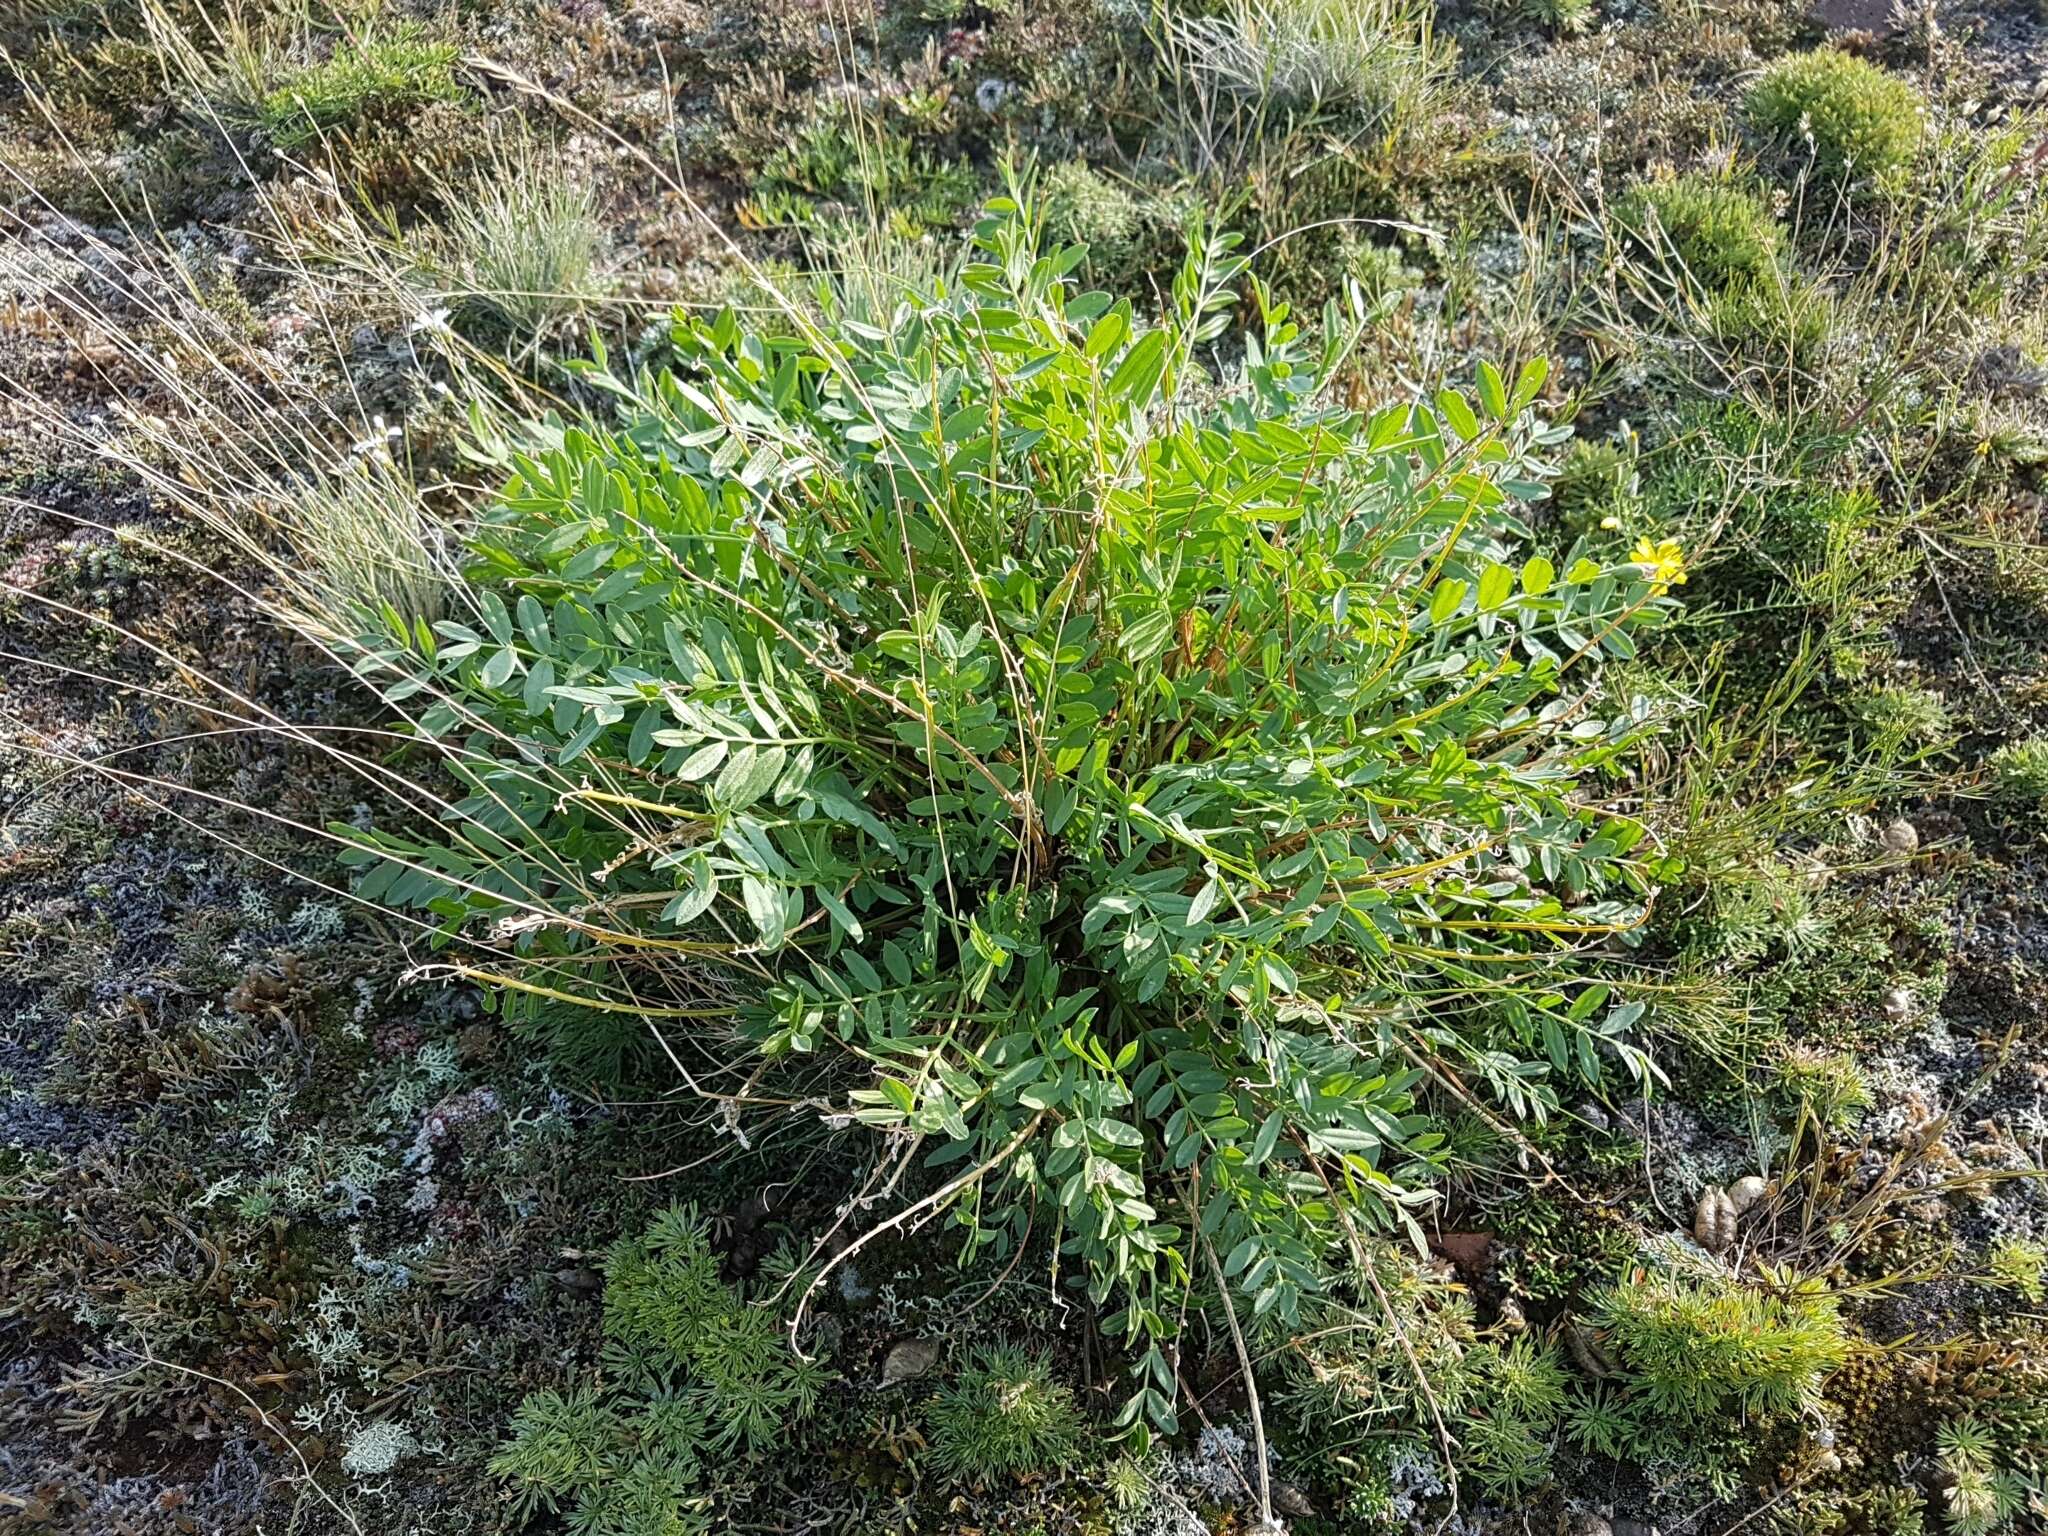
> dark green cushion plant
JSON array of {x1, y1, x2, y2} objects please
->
[{"x1": 339, "y1": 191, "x2": 1682, "y2": 1438}]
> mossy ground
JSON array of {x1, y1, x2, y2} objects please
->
[{"x1": 3, "y1": 0, "x2": 2048, "y2": 1532}]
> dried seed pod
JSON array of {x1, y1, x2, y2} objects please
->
[
  {"x1": 1882, "y1": 818, "x2": 1920, "y2": 855},
  {"x1": 1882, "y1": 986, "x2": 1916, "y2": 1023},
  {"x1": 1498, "y1": 1296, "x2": 1527, "y2": 1333},
  {"x1": 1726, "y1": 1175, "x2": 1769, "y2": 1214},
  {"x1": 1694, "y1": 1185, "x2": 1738, "y2": 1252},
  {"x1": 1562, "y1": 1318, "x2": 1619, "y2": 1378}
]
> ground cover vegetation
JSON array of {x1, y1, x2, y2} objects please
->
[{"x1": 1, "y1": 0, "x2": 2046, "y2": 1532}]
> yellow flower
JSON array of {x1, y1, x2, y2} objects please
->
[{"x1": 1631, "y1": 536, "x2": 1687, "y2": 596}]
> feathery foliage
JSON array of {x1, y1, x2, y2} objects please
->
[{"x1": 488, "y1": 1205, "x2": 825, "y2": 1528}]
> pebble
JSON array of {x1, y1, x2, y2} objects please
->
[{"x1": 877, "y1": 1336, "x2": 941, "y2": 1388}]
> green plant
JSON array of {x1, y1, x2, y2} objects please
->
[
  {"x1": 489, "y1": 1205, "x2": 825, "y2": 1526},
  {"x1": 1746, "y1": 49, "x2": 1923, "y2": 185},
  {"x1": 927, "y1": 1345, "x2": 1086, "y2": 1484},
  {"x1": 1482, "y1": 1334, "x2": 1568, "y2": 1422},
  {"x1": 1614, "y1": 173, "x2": 1784, "y2": 291},
  {"x1": 1562, "y1": 1383, "x2": 1650, "y2": 1461},
  {"x1": 1588, "y1": 1244, "x2": 1849, "y2": 1433},
  {"x1": 1550, "y1": 438, "x2": 1639, "y2": 539},
  {"x1": 1987, "y1": 738, "x2": 2048, "y2": 802},
  {"x1": 1695, "y1": 859, "x2": 1831, "y2": 966},
  {"x1": 332, "y1": 193, "x2": 1682, "y2": 1437},
  {"x1": 751, "y1": 109, "x2": 976, "y2": 232},
  {"x1": 1986, "y1": 1237, "x2": 2048, "y2": 1304},
  {"x1": 1172, "y1": 0, "x2": 1455, "y2": 130},
  {"x1": 1846, "y1": 683, "x2": 1951, "y2": 755},
  {"x1": 491, "y1": 1387, "x2": 632, "y2": 1521},
  {"x1": 252, "y1": 21, "x2": 462, "y2": 149},
  {"x1": 1462, "y1": 1409, "x2": 1554, "y2": 1498},
  {"x1": 1457, "y1": 1336, "x2": 1572, "y2": 1497},
  {"x1": 1039, "y1": 160, "x2": 1150, "y2": 280},
  {"x1": 436, "y1": 137, "x2": 606, "y2": 337},
  {"x1": 1773, "y1": 1045, "x2": 1870, "y2": 1131},
  {"x1": 1521, "y1": 0, "x2": 1594, "y2": 36},
  {"x1": 1937, "y1": 1417, "x2": 2031, "y2": 1536}
]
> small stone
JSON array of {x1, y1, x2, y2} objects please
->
[
  {"x1": 1271, "y1": 1480, "x2": 1317, "y2": 1518},
  {"x1": 1727, "y1": 1175, "x2": 1769, "y2": 1214},
  {"x1": 1883, "y1": 986, "x2": 1916, "y2": 1023},
  {"x1": 1882, "y1": 818, "x2": 1920, "y2": 855},
  {"x1": 877, "y1": 1337, "x2": 942, "y2": 1388},
  {"x1": 1570, "y1": 1516, "x2": 1614, "y2": 1536}
]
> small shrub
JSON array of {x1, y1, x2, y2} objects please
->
[
  {"x1": 1746, "y1": 49, "x2": 1922, "y2": 184},
  {"x1": 1614, "y1": 172, "x2": 1783, "y2": 291},
  {"x1": 336, "y1": 198, "x2": 1683, "y2": 1437},
  {"x1": 927, "y1": 1346, "x2": 1085, "y2": 1484}
]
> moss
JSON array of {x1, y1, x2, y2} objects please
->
[{"x1": 1746, "y1": 48, "x2": 1922, "y2": 184}]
